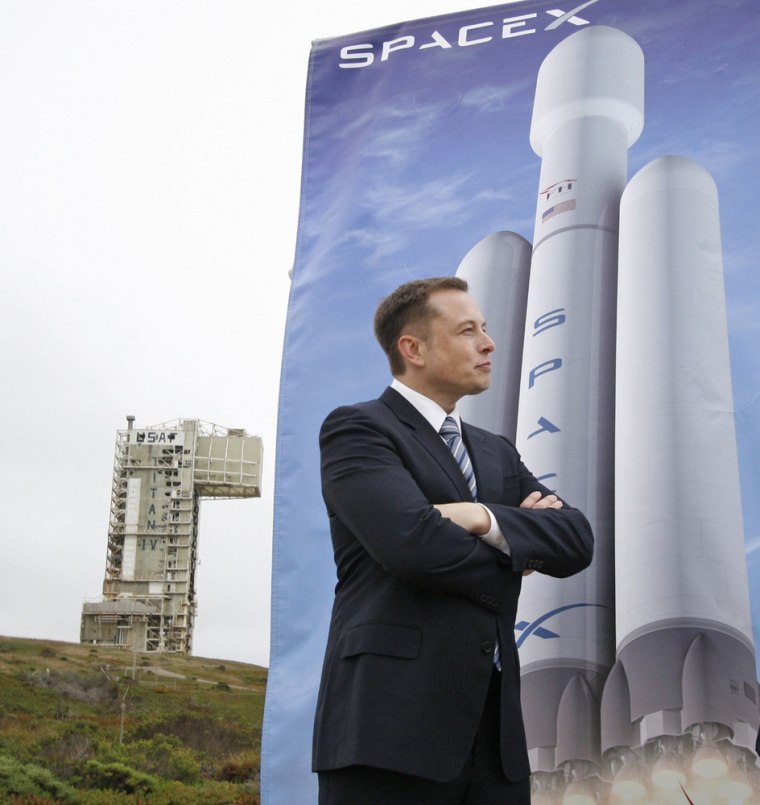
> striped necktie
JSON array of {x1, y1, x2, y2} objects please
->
[
  {"x1": 440, "y1": 416, "x2": 477, "y2": 501},
  {"x1": 440, "y1": 416, "x2": 500, "y2": 669}
]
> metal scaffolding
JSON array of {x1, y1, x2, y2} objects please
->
[{"x1": 81, "y1": 417, "x2": 262, "y2": 654}]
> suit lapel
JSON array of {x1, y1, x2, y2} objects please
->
[
  {"x1": 379, "y1": 387, "x2": 472, "y2": 501},
  {"x1": 461, "y1": 423, "x2": 502, "y2": 502}
]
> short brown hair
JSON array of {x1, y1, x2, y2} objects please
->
[{"x1": 374, "y1": 277, "x2": 468, "y2": 375}]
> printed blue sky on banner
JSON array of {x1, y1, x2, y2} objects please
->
[{"x1": 294, "y1": 0, "x2": 760, "y2": 579}]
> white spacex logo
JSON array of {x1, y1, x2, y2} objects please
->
[{"x1": 338, "y1": 0, "x2": 601, "y2": 69}]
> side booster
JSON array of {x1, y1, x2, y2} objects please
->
[
  {"x1": 601, "y1": 156, "x2": 759, "y2": 780},
  {"x1": 456, "y1": 231, "x2": 532, "y2": 440},
  {"x1": 515, "y1": 26, "x2": 644, "y2": 777}
]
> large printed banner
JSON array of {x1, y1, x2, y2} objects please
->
[{"x1": 262, "y1": 2, "x2": 760, "y2": 802}]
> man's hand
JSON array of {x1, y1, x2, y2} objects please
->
[
  {"x1": 433, "y1": 502, "x2": 491, "y2": 535},
  {"x1": 520, "y1": 490, "x2": 563, "y2": 510},
  {"x1": 519, "y1": 491, "x2": 563, "y2": 575}
]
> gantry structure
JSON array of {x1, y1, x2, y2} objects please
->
[{"x1": 81, "y1": 417, "x2": 262, "y2": 654}]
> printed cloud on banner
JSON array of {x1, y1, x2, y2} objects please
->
[{"x1": 262, "y1": 1, "x2": 760, "y2": 803}]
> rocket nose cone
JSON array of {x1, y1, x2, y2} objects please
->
[
  {"x1": 624, "y1": 155, "x2": 718, "y2": 202},
  {"x1": 530, "y1": 25, "x2": 645, "y2": 153},
  {"x1": 458, "y1": 231, "x2": 532, "y2": 277}
]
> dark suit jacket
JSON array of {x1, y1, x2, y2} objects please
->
[{"x1": 312, "y1": 387, "x2": 593, "y2": 782}]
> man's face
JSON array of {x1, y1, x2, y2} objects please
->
[{"x1": 414, "y1": 289, "x2": 495, "y2": 410}]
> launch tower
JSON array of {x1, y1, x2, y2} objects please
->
[{"x1": 80, "y1": 416, "x2": 262, "y2": 654}]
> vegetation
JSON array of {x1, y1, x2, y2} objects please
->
[{"x1": 0, "y1": 636, "x2": 266, "y2": 803}]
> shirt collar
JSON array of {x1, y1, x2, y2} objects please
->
[{"x1": 390, "y1": 378, "x2": 461, "y2": 434}]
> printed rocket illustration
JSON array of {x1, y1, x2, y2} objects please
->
[
  {"x1": 604, "y1": 154, "x2": 759, "y2": 798},
  {"x1": 457, "y1": 24, "x2": 759, "y2": 803},
  {"x1": 457, "y1": 231, "x2": 531, "y2": 440}
]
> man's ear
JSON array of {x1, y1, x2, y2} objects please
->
[{"x1": 397, "y1": 334, "x2": 425, "y2": 368}]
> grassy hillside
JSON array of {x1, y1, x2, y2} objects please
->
[{"x1": 0, "y1": 635, "x2": 266, "y2": 804}]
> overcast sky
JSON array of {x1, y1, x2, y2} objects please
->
[{"x1": 0, "y1": 0, "x2": 514, "y2": 667}]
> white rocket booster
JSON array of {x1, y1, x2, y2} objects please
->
[
  {"x1": 514, "y1": 26, "x2": 644, "y2": 775},
  {"x1": 453, "y1": 21, "x2": 759, "y2": 796},
  {"x1": 456, "y1": 231, "x2": 531, "y2": 440},
  {"x1": 601, "y1": 156, "x2": 759, "y2": 770}
]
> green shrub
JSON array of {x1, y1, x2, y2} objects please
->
[
  {"x1": 36, "y1": 721, "x2": 97, "y2": 773},
  {"x1": 122, "y1": 735, "x2": 201, "y2": 783},
  {"x1": 213, "y1": 748, "x2": 260, "y2": 783},
  {"x1": 0, "y1": 753, "x2": 79, "y2": 802},
  {"x1": 78, "y1": 759, "x2": 157, "y2": 795},
  {"x1": 130, "y1": 713, "x2": 246, "y2": 757}
]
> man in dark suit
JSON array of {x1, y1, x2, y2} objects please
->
[{"x1": 313, "y1": 277, "x2": 593, "y2": 804}]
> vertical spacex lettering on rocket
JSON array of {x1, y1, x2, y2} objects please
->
[
  {"x1": 457, "y1": 23, "x2": 759, "y2": 802},
  {"x1": 517, "y1": 24, "x2": 643, "y2": 782}
]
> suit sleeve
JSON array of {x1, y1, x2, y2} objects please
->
[
  {"x1": 484, "y1": 454, "x2": 594, "y2": 578},
  {"x1": 320, "y1": 405, "x2": 520, "y2": 608}
]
